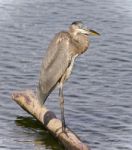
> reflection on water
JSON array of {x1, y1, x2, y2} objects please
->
[
  {"x1": 15, "y1": 116, "x2": 64, "y2": 150},
  {"x1": 0, "y1": 0, "x2": 132, "y2": 150}
]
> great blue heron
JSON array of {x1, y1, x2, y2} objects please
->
[{"x1": 37, "y1": 21, "x2": 100, "y2": 132}]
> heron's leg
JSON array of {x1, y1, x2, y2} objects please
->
[{"x1": 59, "y1": 82, "x2": 66, "y2": 132}]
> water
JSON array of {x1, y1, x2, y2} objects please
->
[{"x1": 0, "y1": 0, "x2": 132, "y2": 149}]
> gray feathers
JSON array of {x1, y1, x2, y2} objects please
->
[{"x1": 37, "y1": 32, "x2": 72, "y2": 104}]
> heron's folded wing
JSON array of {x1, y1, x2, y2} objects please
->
[{"x1": 39, "y1": 32, "x2": 72, "y2": 96}]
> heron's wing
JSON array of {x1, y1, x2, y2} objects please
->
[{"x1": 38, "y1": 32, "x2": 72, "y2": 102}]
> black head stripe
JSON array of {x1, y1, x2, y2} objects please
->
[{"x1": 71, "y1": 21, "x2": 83, "y2": 26}]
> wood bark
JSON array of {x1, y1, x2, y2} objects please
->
[{"x1": 12, "y1": 90, "x2": 90, "y2": 150}]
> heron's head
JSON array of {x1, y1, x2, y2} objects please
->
[{"x1": 70, "y1": 21, "x2": 100, "y2": 36}]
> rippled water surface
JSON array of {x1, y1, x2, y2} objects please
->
[{"x1": 0, "y1": 0, "x2": 132, "y2": 150}]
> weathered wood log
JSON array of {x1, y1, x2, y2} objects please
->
[{"x1": 11, "y1": 90, "x2": 90, "y2": 150}]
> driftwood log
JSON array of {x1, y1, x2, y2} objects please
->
[{"x1": 12, "y1": 90, "x2": 90, "y2": 150}]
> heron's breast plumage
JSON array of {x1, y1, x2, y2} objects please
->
[
  {"x1": 64, "y1": 54, "x2": 78, "y2": 81},
  {"x1": 63, "y1": 33, "x2": 89, "y2": 81}
]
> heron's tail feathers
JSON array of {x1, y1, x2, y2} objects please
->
[
  {"x1": 36, "y1": 86, "x2": 49, "y2": 106},
  {"x1": 36, "y1": 81, "x2": 57, "y2": 106}
]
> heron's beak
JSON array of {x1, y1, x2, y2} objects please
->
[
  {"x1": 78, "y1": 28, "x2": 100, "y2": 36},
  {"x1": 89, "y1": 29, "x2": 100, "y2": 36}
]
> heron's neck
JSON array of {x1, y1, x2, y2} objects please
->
[{"x1": 72, "y1": 34, "x2": 89, "y2": 54}]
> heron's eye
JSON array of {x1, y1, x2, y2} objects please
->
[{"x1": 77, "y1": 22, "x2": 83, "y2": 28}]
